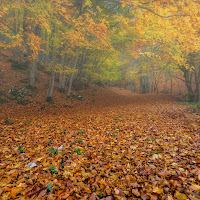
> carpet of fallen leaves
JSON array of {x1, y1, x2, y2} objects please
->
[{"x1": 0, "y1": 88, "x2": 200, "y2": 200}]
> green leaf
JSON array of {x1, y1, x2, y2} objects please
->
[
  {"x1": 46, "y1": 148, "x2": 57, "y2": 155},
  {"x1": 18, "y1": 146, "x2": 24, "y2": 154},
  {"x1": 74, "y1": 148, "x2": 80, "y2": 154},
  {"x1": 47, "y1": 184, "x2": 53, "y2": 192}
]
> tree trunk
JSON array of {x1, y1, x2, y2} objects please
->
[
  {"x1": 164, "y1": 72, "x2": 168, "y2": 94},
  {"x1": 194, "y1": 69, "x2": 200, "y2": 102},
  {"x1": 67, "y1": 73, "x2": 75, "y2": 97},
  {"x1": 150, "y1": 75, "x2": 154, "y2": 93},
  {"x1": 29, "y1": 59, "x2": 37, "y2": 87},
  {"x1": 13, "y1": 49, "x2": 19, "y2": 62},
  {"x1": 67, "y1": 54, "x2": 79, "y2": 96},
  {"x1": 139, "y1": 75, "x2": 149, "y2": 94},
  {"x1": 183, "y1": 70, "x2": 194, "y2": 102},
  {"x1": 170, "y1": 75, "x2": 173, "y2": 95},
  {"x1": 59, "y1": 54, "x2": 69, "y2": 92},
  {"x1": 59, "y1": 73, "x2": 63, "y2": 91},
  {"x1": 61, "y1": 73, "x2": 66, "y2": 89},
  {"x1": 47, "y1": 69, "x2": 55, "y2": 102},
  {"x1": 133, "y1": 79, "x2": 137, "y2": 92},
  {"x1": 153, "y1": 71, "x2": 161, "y2": 93},
  {"x1": 59, "y1": 72, "x2": 66, "y2": 92}
]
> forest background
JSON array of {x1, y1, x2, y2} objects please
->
[{"x1": 0, "y1": 0, "x2": 200, "y2": 103}]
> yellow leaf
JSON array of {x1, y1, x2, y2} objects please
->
[
  {"x1": 36, "y1": 157, "x2": 44, "y2": 162},
  {"x1": 174, "y1": 191, "x2": 187, "y2": 200},
  {"x1": 17, "y1": 183, "x2": 27, "y2": 188},
  {"x1": 110, "y1": 142, "x2": 115, "y2": 145},
  {"x1": 110, "y1": 175, "x2": 118, "y2": 180},
  {"x1": 63, "y1": 171, "x2": 71, "y2": 177},
  {"x1": 123, "y1": 190, "x2": 130, "y2": 195},
  {"x1": 130, "y1": 146, "x2": 137, "y2": 150}
]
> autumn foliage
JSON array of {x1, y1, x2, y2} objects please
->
[
  {"x1": 0, "y1": 0, "x2": 200, "y2": 199},
  {"x1": 0, "y1": 0, "x2": 199, "y2": 101}
]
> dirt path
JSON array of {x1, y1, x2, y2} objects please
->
[{"x1": 0, "y1": 87, "x2": 200, "y2": 199}]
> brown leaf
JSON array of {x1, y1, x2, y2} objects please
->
[
  {"x1": 90, "y1": 193, "x2": 96, "y2": 200},
  {"x1": 132, "y1": 189, "x2": 140, "y2": 197},
  {"x1": 38, "y1": 189, "x2": 47, "y2": 198},
  {"x1": 157, "y1": 171, "x2": 169, "y2": 177},
  {"x1": 25, "y1": 186, "x2": 41, "y2": 197},
  {"x1": 189, "y1": 185, "x2": 200, "y2": 191},
  {"x1": 166, "y1": 195, "x2": 174, "y2": 200},
  {"x1": 114, "y1": 187, "x2": 120, "y2": 195},
  {"x1": 105, "y1": 196, "x2": 113, "y2": 200},
  {"x1": 67, "y1": 182, "x2": 75, "y2": 188},
  {"x1": 113, "y1": 187, "x2": 124, "y2": 196},
  {"x1": 189, "y1": 195, "x2": 200, "y2": 200}
]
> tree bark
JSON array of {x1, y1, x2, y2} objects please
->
[
  {"x1": 67, "y1": 54, "x2": 79, "y2": 96},
  {"x1": 29, "y1": 59, "x2": 37, "y2": 87},
  {"x1": 170, "y1": 76, "x2": 173, "y2": 95},
  {"x1": 164, "y1": 72, "x2": 168, "y2": 94},
  {"x1": 47, "y1": 69, "x2": 55, "y2": 102},
  {"x1": 194, "y1": 68, "x2": 200, "y2": 102},
  {"x1": 139, "y1": 75, "x2": 149, "y2": 94},
  {"x1": 59, "y1": 72, "x2": 63, "y2": 91},
  {"x1": 183, "y1": 69, "x2": 194, "y2": 102},
  {"x1": 59, "y1": 72, "x2": 66, "y2": 92}
]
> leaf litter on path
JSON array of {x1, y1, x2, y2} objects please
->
[{"x1": 0, "y1": 93, "x2": 199, "y2": 199}]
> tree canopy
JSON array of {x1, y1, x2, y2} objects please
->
[{"x1": 0, "y1": 0, "x2": 199, "y2": 101}]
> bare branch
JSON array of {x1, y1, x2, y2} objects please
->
[
  {"x1": 172, "y1": 75, "x2": 185, "y2": 82},
  {"x1": 138, "y1": 5, "x2": 185, "y2": 18}
]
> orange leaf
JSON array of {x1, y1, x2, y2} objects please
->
[
  {"x1": 10, "y1": 187, "x2": 23, "y2": 198},
  {"x1": 153, "y1": 187, "x2": 163, "y2": 194}
]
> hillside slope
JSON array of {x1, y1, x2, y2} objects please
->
[{"x1": 0, "y1": 52, "x2": 191, "y2": 120}]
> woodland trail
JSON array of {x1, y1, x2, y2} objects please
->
[{"x1": 0, "y1": 88, "x2": 200, "y2": 199}]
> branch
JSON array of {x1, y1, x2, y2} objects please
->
[
  {"x1": 107, "y1": 0, "x2": 186, "y2": 18},
  {"x1": 138, "y1": 5, "x2": 185, "y2": 18},
  {"x1": 0, "y1": 19, "x2": 16, "y2": 33},
  {"x1": 172, "y1": 75, "x2": 185, "y2": 82}
]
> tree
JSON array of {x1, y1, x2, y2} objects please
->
[{"x1": 120, "y1": 0, "x2": 200, "y2": 100}]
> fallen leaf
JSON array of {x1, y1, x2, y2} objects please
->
[
  {"x1": 132, "y1": 189, "x2": 140, "y2": 197},
  {"x1": 90, "y1": 193, "x2": 96, "y2": 200},
  {"x1": 174, "y1": 191, "x2": 187, "y2": 200},
  {"x1": 27, "y1": 162, "x2": 37, "y2": 168},
  {"x1": 10, "y1": 187, "x2": 23, "y2": 198},
  {"x1": 153, "y1": 186, "x2": 163, "y2": 194},
  {"x1": 190, "y1": 185, "x2": 200, "y2": 191}
]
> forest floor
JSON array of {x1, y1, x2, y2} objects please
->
[{"x1": 0, "y1": 86, "x2": 200, "y2": 200}]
